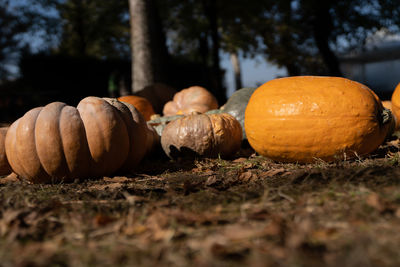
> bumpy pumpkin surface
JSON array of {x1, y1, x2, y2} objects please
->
[
  {"x1": 118, "y1": 95, "x2": 156, "y2": 121},
  {"x1": 0, "y1": 127, "x2": 11, "y2": 176},
  {"x1": 5, "y1": 97, "x2": 148, "y2": 183},
  {"x1": 163, "y1": 86, "x2": 218, "y2": 116},
  {"x1": 391, "y1": 83, "x2": 400, "y2": 129},
  {"x1": 161, "y1": 113, "x2": 242, "y2": 158},
  {"x1": 245, "y1": 76, "x2": 391, "y2": 163}
]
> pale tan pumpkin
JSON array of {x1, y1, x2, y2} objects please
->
[
  {"x1": 161, "y1": 113, "x2": 242, "y2": 158},
  {"x1": 0, "y1": 127, "x2": 11, "y2": 176},
  {"x1": 102, "y1": 98, "x2": 149, "y2": 171},
  {"x1": 163, "y1": 86, "x2": 218, "y2": 116},
  {"x1": 6, "y1": 103, "x2": 93, "y2": 183},
  {"x1": 5, "y1": 97, "x2": 148, "y2": 183},
  {"x1": 245, "y1": 76, "x2": 391, "y2": 163}
]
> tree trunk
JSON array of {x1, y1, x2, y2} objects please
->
[
  {"x1": 230, "y1": 51, "x2": 242, "y2": 90},
  {"x1": 203, "y1": 0, "x2": 225, "y2": 104},
  {"x1": 312, "y1": 2, "x2": 343, "y2": 76},
  {"x1": 129, "y1": 0, "x2": 166, "y2": 92}
]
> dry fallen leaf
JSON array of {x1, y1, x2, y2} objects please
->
[
  {"x1": 239, "y1": 171, "x2": 255, "y2": 182},
  {"x1": 262, "y1": 168, "x2": 286, "y2": 177}
]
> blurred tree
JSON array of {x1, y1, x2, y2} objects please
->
[
  {"x1": 58, "y1": 0, "x2": 130, "y2": 58},
  {"x1": 0, "y1": 0, "x2": 29, "y2": 81},
  {"x1": 129, "y1": 0, "x2": 168, "y2": 92},
  {"x1": 30, "y1": 0, "x2": 131, "y2": 59},
  {"x1": 261, "y1": 0, "x2": 383, "y2": 76},
  {"x1": 161, "y1": 0, "x2": 386, "y2": 80}
]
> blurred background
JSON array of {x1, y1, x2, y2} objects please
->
[{"x1": 0, "y1": 0, "x2": 399, "y2": 121}]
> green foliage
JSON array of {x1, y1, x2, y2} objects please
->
[
  {"x1": 0, "y1": 0, "x2": 29, "y2": 80},
  {"x1": 57, "y1": 0, "x2": 130, "y2": 58}
]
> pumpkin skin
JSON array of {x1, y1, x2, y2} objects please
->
[
  {"x1": 5, "y1": 97, "x2": 148, "y2": 183},
  {"x1": 161, "y1": 113, "x2": 242, "y2": 158},
  {"x1": 118, "y1": 95, "x2": 156, "y2": 121},
  {"x1": 245, "y1": 76, "x2": 391, "y2": 163},
  {"x1": 163, "y1": 86, "x2": 218, "y2": 116},
  {"x1": 382, "y1": 100, "x2": 392, "y2": 110},
  {"x1": 391, "y1": 83, "x2": 400, "y2": 129},
  {"x1": 221, "y1": 87, "x2": 256, "y2": 139},
  {"x1": 0, "y1": 127, "x2": 11, "y2": 176},
  {"x1": 6, "y1": 103, "x2": 93, "y2": 183},
  {"x1": 102, "y1": 98, "x2": 148, "y2": 171}
]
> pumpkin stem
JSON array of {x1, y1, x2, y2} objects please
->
[{"x1": 381, "y1": 108, "x2": 392, "y2": 125}]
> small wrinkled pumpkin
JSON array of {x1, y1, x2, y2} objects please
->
[
  {"x1": 0, "y1": 127, "x2": 11, "y2": 176},
  {"x1": 391, "y1": 83, "x2": 400, "y2": 129},
  {"x1": 5, "y1": 97, "x2": 148, "y2": 183},
  {"x1": 118, "y1": 95, "x2": 156, "y2": 121},
  {"x1": 163, "y1": 86, "x2": 218, "y2": 116},
  {"x1": 161, "y1": 113, "x2": 242, "y2": 158},
  {"x1": 245, "y1": 76, "x2": 391, "y2": 163}
]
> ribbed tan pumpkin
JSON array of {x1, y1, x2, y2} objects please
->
[
  {"x1": 245, "y1": 76, "x2": 391, "y2": 163},
  {"x1": 118, "y1": 95, "x2": 156, "y2": 121},
  {"x1": 163, "y1": 86, "x2": 218, "y2": 116},
  {"x1": 161, "y1": 113, "x2": 242, "y2": 158},
  {"x1": 391, "y1": 83, "x2": 400, "y2": 129},
  {"x1": 0, "y1": 127, "x2": 11, "y2": 176},
  {"x1": 5, "y1": 97, "x2": 148, "y2": 183}
]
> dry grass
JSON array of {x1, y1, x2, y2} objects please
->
[{"x1": 1, "y1": 141, "x2": 400, "y2": 266}]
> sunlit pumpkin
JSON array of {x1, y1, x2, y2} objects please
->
[
  {"x1": 245, "y1": 76, "x2": 391, "y2": 163},
  {"x1": 163, "y1": 86, "x2": 218, "y2": 116},
  {"x1": 161, "y1": 113, "x2": 242, "y2": 158},
  {"x1": 5, "y1": 97, "x2": 148, "y2": 183},
  {"x1": 118, "y1": 95, "x2": 156, "y2": 121}
]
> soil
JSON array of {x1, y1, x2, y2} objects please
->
[{"x1": 1, "y1": 141, "x2": 400, "y2": 267}]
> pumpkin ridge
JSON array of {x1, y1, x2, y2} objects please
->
[
  {"x1": 6, "y1": 119, "x2": 30, "y2": 179},
  {"x1": 35, "y1": 102, "x2": 71, "y2": 182},
  {"x1": 56, "y1": 104, "x2": 70, "y2": 179},
  {"x1": 206, "y1": 114, "x2": 217, "y2": 156},
  {"x1": 26, "y1": 107, "x2": 51, "y2": 183}
]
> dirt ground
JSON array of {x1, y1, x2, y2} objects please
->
[{"x1": 1, "y1": 140, "x2": 400, "y2": 267}]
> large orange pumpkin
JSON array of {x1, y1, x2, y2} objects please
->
[
  {"x1": 118, "y1": 95, "x2": 156, "y2": 121},
  {"x1": 391, "y1": 83, "x2": 400, "y2": 129},
  {"x1": 163, "y1": 86, "x2": 218, "y2": 116},
  {"x1": 245, "y1": 76, "x2": 391, "y2": 163},
  {"x1": 5, "y1": 97, "x2": 149, "y2": 183}
]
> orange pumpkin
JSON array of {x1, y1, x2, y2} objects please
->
[
  {"x1": 118, "y1": 95, "x2": 156, "y2": 121},
  {"x1": 163, "y1": 86, "x2": 218, "y2": 116},
  {"x1": 391, "y1": 83, "x2": 400, "y2": 129},
  {"x1": 245, "y1": 76, "x2": 391, "y2": 163},
  {"x1": 382, "y1": 100, "x2": 392, "y2": 110}
]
